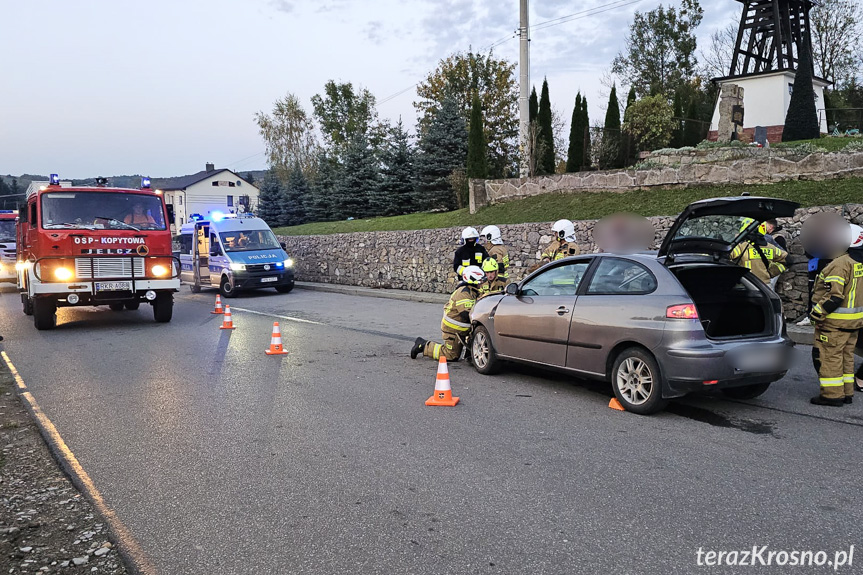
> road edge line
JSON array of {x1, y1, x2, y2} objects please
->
[{"x1": 1, "y1": 351, "x2": 157, "y2": 575}]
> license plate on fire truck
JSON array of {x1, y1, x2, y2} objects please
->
[{"x1": 95, "y1": 281, "x2": 132, "y2": 291}]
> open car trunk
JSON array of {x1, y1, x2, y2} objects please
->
[{"x1": 670, "y1": 265, "x2": 777, "y2": 339}]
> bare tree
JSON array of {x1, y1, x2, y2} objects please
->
[
  {"x1": 699, "y1": 19, "x2": 739, "y2": 80},
  {"x1": 255, "y1": 93, "x2": 319, "y2": 183},
  {"x1": 811, "y1": 0, "x2": 863, "y2": 88}
]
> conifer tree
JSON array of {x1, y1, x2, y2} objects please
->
[
  {"x1": 602, "y1": 85, "x2": 622, "y2": 168},
  {"x1": 581, "y1": 96, "x2": 592, "y2": 170},
  {"x1": 280, "y1": 164, "x2": 308, "y2": 226},
  {"x1": 256, "y1": 169, "x2": 284, "y2": 226},
  {"x1": 335, "y1": 132, "x2": 380, "y2": 218},
  {"x1": 537, "y1": 79, "x2": 556, "y2": 174},
  {"x1": 782, "y1": 40, "x2": 821, "y2": 141},
  {"x1": 566, "y1": 93, "x2": 584, "y2": 172},
  {"x1": 466, "y1": 92, "x2": 489, "y2": 180},
  {"x1": 671, "y1": 91, "x2": 684, "y2": 148},
  {"x1": 529, "y1": 87, "x2": 538, "y2": 123},
  {"x1": 306, "y1": 151, "x2": 340, "y2": 222},
  {"x1": 379, "y1": 118, "x2": 416, "y2": 216},
  {"x1": 415, "y1": 93, "x2": 467, "y2": 211},
  {"x1": 683, "y1": 98, "x2": 703, "y2": 147}
]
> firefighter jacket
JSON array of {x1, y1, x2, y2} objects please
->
[
  {"x1": 453, "y1": 242, "x2": 489, "y2": 275},
  {"x1": 810, "y1": 249, "x2": 863, "y2": 330},
  {"x1": 542, "y1": 239, "x2": 579, "y2": 262},
  {"x1": 479, "y1": 276, "x2": 507, "y2": 298},
  {"x1": 486, "y1": 244, "x2": 510, "y2": 278},
  {"x1": 441, "y1": 283, "x2": 480, "y2": 335},
  {"x1": 730, "y1": 237, "x2": 788, "y2": 283}
]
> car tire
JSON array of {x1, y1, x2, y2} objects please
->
[
  {"x1": 33, "y1": 299, "x2": 57, "y2": 331},
  {"x1": 611, "y1": 348, "x2": 668, "y2": 415},
  {"x1": 108, "y1": 302, "x2": 125, "y2": 311},
  {"x1": 124, "y1": 300, "x2": 141, "y2": 311},
  {"x1": 220, "y1": 277, "x2": 237, "y2": 298},
  {"x1": 275, "y1": 284, "x2": 294, "y2": 294},
  {"x1": 471, "y1": 325, "x2": 501, "y2": 375},
  {"x1": 23, "y1": 297, "x2": 34, "y2": 316},
  {"x1": 152, "y1": 293, "x2": 173, "y2": 323},
  {"x1": 189, "y1": 284, "x2": 201, "y2": 294},
  {"x1": 721, "y1": 382, "x2": 771, "y2": 400}
]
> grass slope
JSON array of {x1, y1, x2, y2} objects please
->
[{"x1": 276, "y1": 177, "x2": 863, "y2": 237}]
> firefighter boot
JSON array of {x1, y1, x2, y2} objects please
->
[
  {"x1": 411, "y1": 338, "x2": 426, "y2": 360},
  {"x1": 810, "y1": 396, "x2": 845, "y2": 407}
]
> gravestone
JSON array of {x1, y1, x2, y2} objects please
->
[{"x1": 754, "y1": 126, "x2": 768, "y2": 147}]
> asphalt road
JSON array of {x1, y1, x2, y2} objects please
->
[{"x1": 1, "y1": 284, "x2": 861, "y2": 575}]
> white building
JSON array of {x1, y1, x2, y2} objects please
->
[{"x1": 154, "y1": 163, "x2": 260, "y2": 232}]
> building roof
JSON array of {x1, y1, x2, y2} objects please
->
[{"x1": 152, "y1": 169, "x2": 252, "y2": 192}]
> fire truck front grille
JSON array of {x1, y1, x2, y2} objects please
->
[{"x1": 75, "y1": 257, "x2": 145, "y2": 279}]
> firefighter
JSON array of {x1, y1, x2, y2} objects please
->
[
  {"x1": 541, "y1": 219, "x2": 580, "y2": 264},
  {"x1": 478, "y1": 257, "x2": 506, "y2": 298},
  {"x1": 453, "y1": 227, "x2": 488, "y2": 275},
  {"x1": 480, "y1": 225, "x2": 510, "y2": 280},
  {"x1": 411, "y1": 266, "x2": 485, "y2": 361},
  {"x1": 730, "y1": 219, "x2": 789, "y2": 284},
  {"x1": 809, "y1": 223, "x2": 863, "y2": 406}
]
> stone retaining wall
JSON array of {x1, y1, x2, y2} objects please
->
[
  {"x1": 469, "y1": 149, "x2": 863, "y2": 213},
  {"x1": 279, "y1": 203, "x2": 863, "y2": 321}
]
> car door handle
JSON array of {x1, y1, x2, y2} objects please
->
[{"x1": 557, "y1": 306, "x2": 570, "y2": 315}]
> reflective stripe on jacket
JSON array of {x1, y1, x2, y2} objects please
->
[
  {"x1": 811, "y1": 253, "x2": 863, "y2": 330},
  {"x1": 730, "y1": 240, "x2": 788, "y2": 283},
  {"x1": 487, "y1": 244, "x2": 510, "y2": 278},
  {"x1": 441, "y1": 284, "x2": 479, "y2": 334},
  {"x1": 542, "y1": 240, "x2": 579, "y2": 262}
]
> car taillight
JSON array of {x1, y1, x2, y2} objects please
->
[{"x1": 666, "y1": 304, "x2": 699, "y2": 319}]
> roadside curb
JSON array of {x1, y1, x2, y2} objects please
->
[
  {"x1": 787, "y1": 326, "x2": 814, "y2": 346},
  {"x1": 295, "y1": 281, "x2": 449, "y2": 305}
]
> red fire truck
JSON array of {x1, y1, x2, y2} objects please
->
[{"x1": 16, "y1": 175, "x2": 180, "y2": 330}]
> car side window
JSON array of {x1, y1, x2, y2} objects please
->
[
  {"x1": 586, "y1": 258, "x2": 657, "y2": 295},
  {"x1": 521, "y1": 262, "x2": 590, "y2": 296}
]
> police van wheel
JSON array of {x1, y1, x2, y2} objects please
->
[
  {"x1": 275, "y1": 284, "x2": 293, "y2": 294},
  {"x1": 124, "y1": 300, "x2": 140, "y2": 311},
  {"x1": 33, "y1": 299, "x2": 57, "y2": 331},
  {"x1": 220, "y1": 277, "x2": 237, "y2": 298},
  {"x1": 152, "y1": 293, "x2": 173, "y2": 323},
  {"x1": 108, "y1": 303, "x2": 125, "y2": 311}
]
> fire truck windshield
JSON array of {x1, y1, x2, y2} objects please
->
[
  {"x1": 41, "y1": 192, "x2": 167, "y2": 231},
  {"x1": 0, "y1": 220, "x2": 15, "y2": 242}
]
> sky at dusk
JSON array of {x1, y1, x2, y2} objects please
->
[{"x1": 1, "y1": 0, "x2": 739, "y2": 179}]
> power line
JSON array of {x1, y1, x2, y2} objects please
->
[{"x1": 531, "y1": 0, "x2": 645, "y2": 32}]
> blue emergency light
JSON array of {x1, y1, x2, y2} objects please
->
[
  {"x1": 189, "y1": 213, "x2": 204, "y2": 222},
  {"x1": 211, "y1": 211, "x2": 225, "y2": 222},
  {"x1": 50, "y1": 173, "x2": 60, "y2": 185},
  {"x1": 0, "y1": 210, "x2": 14, "y2": 214},
  {"x1": 141, "y1": 177, "x2": 151, "y2": 189}
]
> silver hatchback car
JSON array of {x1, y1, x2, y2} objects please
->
[{"x1": 469, "y1": 197, "x2": 799, "y2": 414}]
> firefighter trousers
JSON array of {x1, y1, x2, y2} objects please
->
[
  {"x1": 423, "y1": 331, "x2": 465, "y2": 361},
  {"x1": 813, "y1": 327, "x2": 857, "y2": 400}
]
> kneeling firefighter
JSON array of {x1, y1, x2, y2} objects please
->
[{"x1": 411, "y1": 266, "x2": 485, "y2": 361}]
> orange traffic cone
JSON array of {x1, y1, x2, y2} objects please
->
[
  {"x1": 608, "y1": 397, "x2": 625, "y2": 411},
  {"x1": 219, "y1": 305, "x2": 235, "y2": 330},
  {"x1": 211, "y1": 294, "x2": 224, "y2": 314},
  {"x1": 265, "y1": 322, "x2": 288, "y2": 355},
  {"x1": 425, "y1": 356, "x2": 460, "y2": 407}
]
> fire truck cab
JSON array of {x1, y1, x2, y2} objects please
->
[
  {"x1": 0, "y1": 210, "x2": 17, "y2": 284},
  {"x1": 16, "y1": 175, "x2": 180, "y2": 330}
]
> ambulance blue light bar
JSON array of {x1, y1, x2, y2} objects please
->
[
  {"x1": 0, "y1": 210, "x2": 14, "y2": 214},
  {"x1": 141, "y1": 177, "x2": 151, "y2": 189},
  {"x1": 50, "y1": 174, "x2": 60, "y2": 185}
]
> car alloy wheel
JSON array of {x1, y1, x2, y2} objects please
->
[
  {"x1": 472, "y1": 330, "x2": 490, "y2": 369},
  {"x1": 470, "y1": 325, "x2": 500, "y2": 375},
  {"x1": 611, "y1": 347, "x2": 667, "y2": 414},
  {"x1": 616, "y1": 356, "x2": 654, "y2": 406}
]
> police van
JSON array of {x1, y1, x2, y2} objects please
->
[
  {"x1": 0, "y1": 210, "x2": 17, "y2": 283},
  {"x1": 178, "y1": 212, "x2": 295, "y2": 297}
]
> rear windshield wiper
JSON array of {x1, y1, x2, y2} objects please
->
[{"x1": 96, "y1": 217, "x2": 140, "y2": 232}]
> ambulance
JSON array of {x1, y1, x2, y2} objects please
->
[
  {"x1": 16, "y1": 175, "x2": 180, "y2": 329},
  {"x1": 0, "y1": 210, "x2": 17, "y2": 283},
  {"x1": 178, "y1": 212, "x2": 295, "y2": 297}
]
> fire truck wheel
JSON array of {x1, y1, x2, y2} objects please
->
[
  {"x1": 124, "y1": 301, "x2": 141, "y2": 311},
  {"x1": 23, "y1": 297, "x2": 34, "y2": 316},
  {"x1": 33, "y1": 299, "x2": 57, "y2": 331},
  {"x1": 220, "y1": 277, "x2": 237, "y2": 298},
  {"x1": 108, "y1": 303, "x2": 125, "y2": 311},
  {"x1": 152, "y1": 293, "x2": 173, "y2": 323}
]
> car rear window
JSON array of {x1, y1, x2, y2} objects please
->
[{"x1": 672, "y1": 215, "x2": 752, "y2": 245}]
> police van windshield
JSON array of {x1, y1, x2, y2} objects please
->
[
  {"x1": 219, "y1": 229, "x2": 281, "y2": 252},
  {"x1": 0, "y1": 221, "x2": 15, "y2": 242},
  {"x1": 41, "y1": 192, "x2": 167, "y2": 231}
]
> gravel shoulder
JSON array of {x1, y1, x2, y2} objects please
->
[{"x1": 0, "y1": 360, "x2": 128, "y2": 574}]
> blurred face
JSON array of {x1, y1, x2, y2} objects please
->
[
  {"x1": 764, "y1": 221, "x2": 776, "y2": 234},
  {"x1": 133, "y1": 204, "x2": 144, "y2": 213},
  {"x1": 486, "y1": 270, "x2": 498, "y2": 282}
]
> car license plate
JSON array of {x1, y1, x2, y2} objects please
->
[
  {"x1": 95, "y1": 281, "x2": 132, "y2": 291},
  {"x1": 260, "y1": 277, "x2": 277, "y2": 283}
]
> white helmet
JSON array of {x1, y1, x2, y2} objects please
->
[
  {"x1": 480, "y1": 225, "x2": 503, "y2": 245},
  {"x1": 552, "y1": 219, "x2": 576, "y2": 242},
  {"x1": 461, "y1": 227, "x2": 480, "y2": 243},
  {"x1": 850, "y1": 224, "x2": 863, "y2": 248},
  {"x1": 462, "y1": 265, "x2": 485, "y2": 285}
]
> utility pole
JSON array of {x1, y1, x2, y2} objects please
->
[{"x1": 518, "y1": 0, "x2": 530, "y2": 177}]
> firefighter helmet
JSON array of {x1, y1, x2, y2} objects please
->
[
  {"x1": 850, "y1": 224, "x2": 863, "y2": 248},
  {"x1": 552, "y1": 219, "x2": 576, "y2": 242},
  {"x1": 739, "y1": 217, "x2": 766, "y2": 235},
  {"x1": 481, "y1": 258, "x2": 499, "y2": 273},
  {"x1": 462, "y1": 265, "x2": 485, "y2": 285},
  {"x1": 461, "y1": 227, "x2": 480, "y2": 242},
  {"x1": 481, "y1": 225, "x2": 503, "y2": 245}
]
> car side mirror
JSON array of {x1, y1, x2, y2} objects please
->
[{"x1": 505, "y1": 283, "x2": 519, "y2": 296}]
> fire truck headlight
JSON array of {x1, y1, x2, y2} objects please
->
[
  {"x1": 151, "y1": 264, "x2": 169, "y2": 277},
  {"x1": 54, "y1": 267, "x2": 74, "y2": 281}
]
